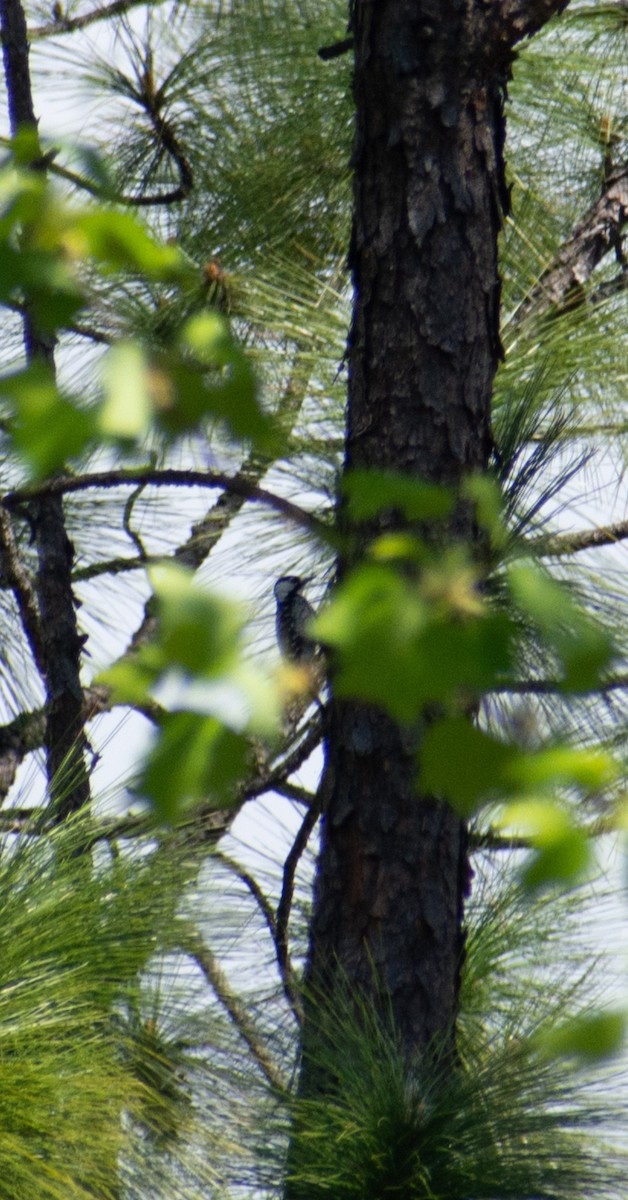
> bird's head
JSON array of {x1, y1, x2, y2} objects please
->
[{"x1": 273, "y1": 575, "x2": 313, "y2": 603}]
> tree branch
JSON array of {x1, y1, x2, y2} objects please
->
[
  {"x1": 183, "y1": 929, "x2": 289, "y2": 1093},
  {"x1": 4, "y1": 468, "x2": 329, "y2": 541},
  {"x1": 515, "y1": 162, "x2": 628, "y2": 323},
  {"x1": 28, "y1": 0, "x2": 162, "y2": 38},
  {"x1": 489, "y1": 671, "x2": 628, "y2": 695},
  {"x1": 1, "y1": 0, "x2": 91, "y2": 818},
  {"x1": 485, "y1": 0, "x2": 572, "y2": 55},
  {"x1": 0, "y1": 508, "x2": 46, "y2": 676},
  {"x1": 532, "y1": 517, "x2": 628, "y2": 557},
  {"x1": 275, "y1": 800, "x2": 321, "y2": 1023}
]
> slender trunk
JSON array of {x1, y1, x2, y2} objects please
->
[
  {"x1": 1, "y1": 0, "x2": 91, "y2": 817},
  {"x1": 302, "y1": 1, "x2": 507, "y2": 1067}
]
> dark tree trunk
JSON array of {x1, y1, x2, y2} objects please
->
[
  {"x1": 1, "y1": 0, "x2": 91, "y2": 818},
  {"x1": 302, "y1": 0, "x2": 510, "y2": 1068}
]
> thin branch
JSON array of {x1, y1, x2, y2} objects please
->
[
  {"x1": 4, "y1": 468, "x2": 330, "y2": 541},
  {"x1": 214, "y1": 851, "x2": 277, "y2": 943},
  {"x1": 122, "y1": 481, "x2": 148, "y2": 561},
  {"x1": 183, "y1": 929, "x2": 289, "y2": 1093},
  {"x1": 489, "y1": 671, "x2": 628, "y2": 695},
  {"x1": 471, "y1": 812, "x2": 619, "y2": 852},
  {"x1": 73, "y1": 553, "x2": 151, "y2": 583},
  {"x1": 0, "y1": 508, "x2": 46, "y2": 676},
  {"x1": 274, "y1": 781, "x2": 317, "y2": 806},
  {"x1": 242, "y1": 713, "x2": 325, "y2": 802},
  {"x1": 318, "y1": 37, "x2": 353, "y2": 60},
  {"x1": 28, "y1": 0, "x2": 162, "y2": 38},
  {"x1": 532, "y1": 518, "x2": 628, "y2": 557},
  {"x1": 515, "y1": 161, "x2": 628, "y2": 324},
  {"x1": 275, "y1": 798, "x2": 321, "y2": 1022},
  {"x1": 485, "y1": 0, "x2": 572, "y2": 54}
]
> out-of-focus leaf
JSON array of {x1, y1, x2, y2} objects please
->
[
  {"x1": 0, "y1": 363, "x2": 95, "y2": 478},
  {"x1": 148, "y1": 563, "x2": 242, "y2": 676},
  {"x1": 100, "y1": 342, "x2": 152, "y2": 441},
  {"x1": 419, "y1": 717, "x2": 517, "y2": 815},
  {"x1": 507, "y1": 744, "x2": 618, "y2": 794},
  {"x1": 141, "y1": 713, "x2": 247, "y2": 822},
  {"x1": 536, "y1": 1012, "x2": 625, "y2": 1063},
  {"x1": 509, "y1": 563, "x2": 614, "y2": 690},
  {"x1": 498, "y1": 799, "x2": 591, "y2": 889},
  {"x1": 69, "y1": 211, "x2": 190, "y2": 281},
  {"x1": 343, "y1": 469, "x2": 453, "y2": 522},
  {"x1": 314, "y1": 563, "x2": 512, "y2": 722}
]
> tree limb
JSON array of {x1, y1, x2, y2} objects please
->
[
  {"x1": 183, "y1": 929, "x2": 289, "y2": 1093},
  {"x1": 275, "y1": 800, "x2": 321, "y2": 1023},
  {"x1": 532, "y1": 517, "x2": 628, "y2": 557},
  {"x1": 4, "y1": 468, "x2": 329, "y2": 542},
  {"x1": 28, "y1": 0, "x2": 162, "y2": 38},
  {"x1": 489, "y1": 671, "x2": 628, "y2": 695},
  {"x1": 515, "y1": 162, "x2": 628, "y2": 323},
  {"x1": 485, "y1": 0, "x2": 572, "y2": 54},
  {"x1": 0, "y1": 508, "x2": 46, "y2": 676}
]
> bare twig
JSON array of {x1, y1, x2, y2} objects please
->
[
  {"x1": 274, "y1": 781, "x2": 317, "y2": 806},
  {"x1": 531, "y1": 518, "x2": 628, "y2": 557},
  {"x1": 489, "y1": 671, "x2": 628, "y2": 695},
  {"x1": 275, "y1": 799, "x2": 322, "y2": 1021},
  {"x1": 242, "y1": 714, "x2": 325, "y2": 802},
  {"x1": 28, "y1": 0, "x2": 162, "y2": 38},
  {"x1": 214, "y1": 851, "x2": 277, "y2": 943}
]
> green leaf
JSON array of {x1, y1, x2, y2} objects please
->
[
  {"x1": 97, "y1": 655, "x2": 161, "y2": 707},
  {"x1": 99, "y1": 342, "x2": 152, "y2": 441},
  {"x1": 498, "y1": 800, "x2": 591, "y2": 889},
  {"x1": 507, "y1": 744, "x2": 618, "y2": 794},
  {"x1": 148, "y1": 563, "x2": 242, "y2": 676},
  {"x1": 171, "y1": 313, "x2": 277, "y2": 451},
  {"x1": 343, "y1": 469, "x2": 453, "y2": 522},
  {"x1": 508, "y1": 563, "x2": 614, "y2": 690},
  {"x1": 314, "y1": 564, "x2": 512, "y2": 722},
  {"x1": 0, "y1": 363, "x2": 95, "y2": 478},
  {"x1": 419, "y1": 717, "x2": 517, "y2": 816},
  {"x1": 141, "y1": 713, "x2": 247, "y2": 822},
  {"x1": 71, "y1": 211, "x2": 191, "y2": 280},
  {"x1": 536, "y1": 1012, "x2": 625, "y2": 1063}
]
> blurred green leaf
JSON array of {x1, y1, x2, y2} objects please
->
[
  {"x1": 498, "y1": 799, "x2": 592, "y2": 889},
  {"x1": 419, "y1": 717, "x2": 517, "y2": 815},
  {"x1": 343, "y1": 469, "x2": 453, "y2": 522},
  {"x1": 71, "y1": 211, "x2": 190, "y2": 281},
  {"x1": 314, "y1": 563, "x2": 512, "y2": 722},
  {"x1": 535, "y1": 1012, "x2": 625, "y2": 1063},
  {"x1": 141, "y1": 713, "x2": 246, "y2": 822},
  {"x1": 100, "y1": 342, "x2": 152, "y2": 441},
  {"x1": 508, "y1": 563, "x2": 614, "y2": 690},
  {"x1": 0, "y1": 363, "x2": 95, "y2": 478},
  {"x1": 507, "y1": 744, "x2": 618, "y2": 794},
  {"x1": 148, "y1": 562, "x2": 242, "y2": 676}
]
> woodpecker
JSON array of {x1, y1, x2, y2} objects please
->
[{"x1": 273, "y1": 575, "x2": 317, "y2": 663}]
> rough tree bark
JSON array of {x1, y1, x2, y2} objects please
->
[
  {"x1": 301, "y1": 0, "x2": 572, "y2": 1070},
  {"x1": 1, "y1": 0, "x2": 91, "y2": 817}
]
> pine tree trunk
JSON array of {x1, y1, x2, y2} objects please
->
[
  {"x1": 1, "y1": 0, "x2": 91, "y2": 818},
  {"x1": 302, "y1": 1, "x2": 508, "y2": 1067}
]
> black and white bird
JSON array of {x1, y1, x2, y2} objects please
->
[{"x1": 273, "y1": 575, "x2": 317, "y2": 663}]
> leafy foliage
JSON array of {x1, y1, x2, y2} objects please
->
[{"x1": 0, "y1": 0, "x2": 627, "y2": 1197}]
